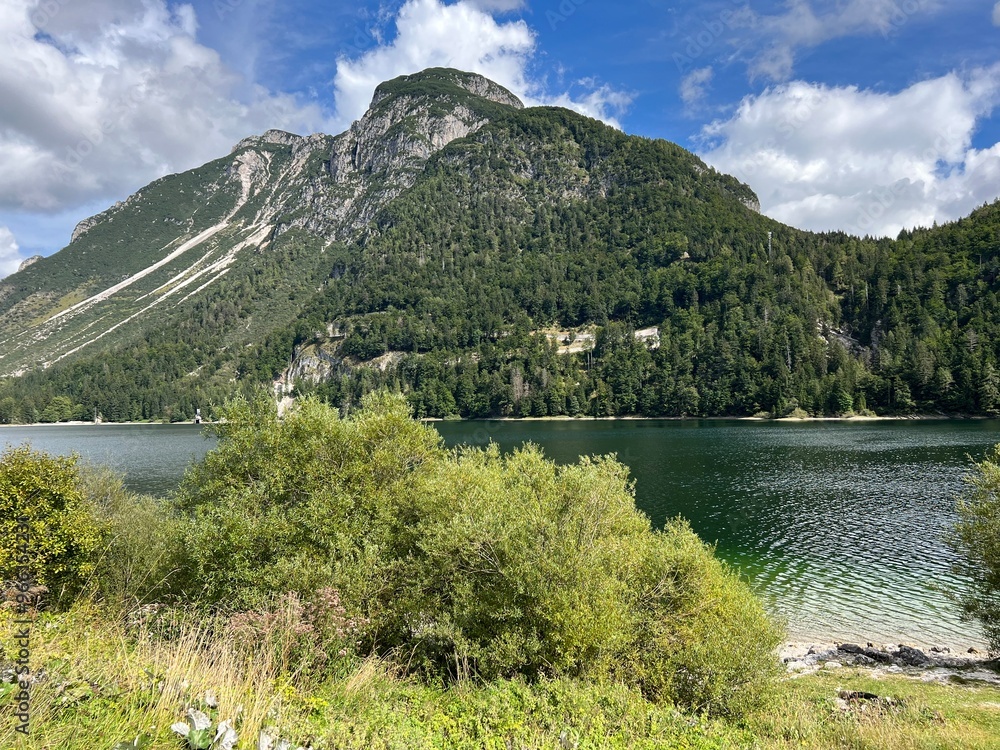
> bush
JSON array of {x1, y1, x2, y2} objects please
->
[
  {"x1": 80, "y1": 467, "x2": 187, "y2": 608},
  {"x1": 178, "y1": 392, "x2": 783, "y2": 716},
  {"x1": 176, "y1": 390, "x2": 444, "y2": 608},
  {"x1": 630, "y1": 521, "x2": 784, "y2": 716},
  {"x1": 381, "y1": 443, "x2": 782, "y2": 716},
  {"x1": 0, "y1": 446, "x2": 102, "y2": 605},
  {"x1": 948, "y1": 445, "x2": 1000, "y2": 652}
]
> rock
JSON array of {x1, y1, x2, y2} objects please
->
[
  {"x1": 930, "y1": 646, "x2": 951, "y2": 654},
  {"x1": 17, "y1": 255, "x2": 42, "y2": 272},
  {"x1": 968, "y1": 647, "x2": 982, "y2": 655},
  {"x1": 853, "y1": 654, "x2": 877, "y2": 667},
  {"x1": 838, "y1": 690, "x2": 880, "y2": 701},
  {"x1": 859, "y1": 647, "x2": 893, "y2": 664},
  {"x1": 71, "y1": 216, "x2": 100, "y2": 242},
  {"x1": 824, "y1": 661, "x2": 843, "y2": 669},
  {"x1": 838, "y1": 643, "x2": 864, "y2": 654},
  {"x1": 895, "y1": 645, "x2": 931, "y2": 667}
]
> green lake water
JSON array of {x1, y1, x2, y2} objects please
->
[{"x1": 4, "y1": 418, "x2": 999, "y2": 649}]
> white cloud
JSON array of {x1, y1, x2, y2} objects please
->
[
  {"x1": 993, "y1": 1, "x2": 1000, "y2": 26},
  {"x1": 730, "y1": 0, "x2": 944, "y2": 81},
  {"x1": 545, "y1": 85, "x2": 633, "y2": 126},
  {"x1": 465, "y1": 0, "x2": 525, "y2": 11},
  {"x1": 332, "y1": 0, "x2": 631, "y2": 130},
  {"x1": 0, "y1": 0, "x2": 630, "y2": 266},
  {"x1": 680, "y1": 67, "x2": 714, "y2": 107},
  {"x1": 0, "y1": 227, "x2": 24, "y2": 278},
  {"x1": 0, "y1": 0, "x2": 327, "y2": 215},
  {"x1": 698, "y1": 67, "x2": 1000, "y2": 237}
]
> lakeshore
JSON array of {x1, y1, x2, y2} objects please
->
[
  {"x1": 2, "y1": 418, "x2": 997, "y2": 652},
  {"x1": 1, "y1": 410, "x2": 992, "y2": 428},
  {"x1": 779, "y1": 640, "x2": 999, "y2": 686}
]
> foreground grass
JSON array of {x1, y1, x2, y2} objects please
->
[{"x1": 2, "y1": 606, "x2": 999, "y2": 749}]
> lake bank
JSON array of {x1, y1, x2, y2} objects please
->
[
  {"x1": 1, "y1": 419, "x2": 995, "y2": 650},
  {"x1": 426, "y1": 413, "x2": 990, "y2": 423},
  {"x1": 3, "y1": 412, "x2": 992, "y2": 427},
  {"x1": 780, "y1": 639, "x2": 999, "y2": 686}
]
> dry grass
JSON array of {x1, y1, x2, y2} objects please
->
[
  {"x1": 0, "y1": 603, "x2": 305, "y2": 748},
  {"x1": 4, "y1": 604, "x2": 1000, "y2": 749}
]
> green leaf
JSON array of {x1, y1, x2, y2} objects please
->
[{"x1": 188, "y1": 727, "x2": 214, "y2": 749}]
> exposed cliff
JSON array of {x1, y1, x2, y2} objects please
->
[{"x1": 0, "y1": 68, "x2": 529, "y2": 376}]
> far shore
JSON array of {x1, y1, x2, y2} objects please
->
[
  {"x1": 424, "y1": 413, "x2": 990, "y2": 423},
  {"x1": 1, "y1": 413, "x2": 994, "y2": 427}
]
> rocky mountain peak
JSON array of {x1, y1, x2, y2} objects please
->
[
  {"x1": 231, "y1": 129, "x2": 304, "y2": 154},
  {"x1": 332, "y1": 67, "x2": 523, "y2": 183},
  {"x1": 16, "y1": 255, "x2": 42, "y2": 272},
  {"x1": 369, "y1": 68, "x2": 524, "y2": 111}
]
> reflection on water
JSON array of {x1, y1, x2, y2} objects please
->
[{"x1": 5, "y1": 418, "x2": 999, "y2": 648}]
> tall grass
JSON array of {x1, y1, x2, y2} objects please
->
[
  {"x1": 0, "y1": 602, "x2": 312, "y2": 748},
  {"x1": 4, "y1": 603, "x2": 1000, "y2": 749}
]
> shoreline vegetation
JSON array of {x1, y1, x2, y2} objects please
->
[
  {"x1": 1, "y1": 392, "x2": 998, "y2": 747},
  {"x1": 1, "y1": 412, "x2": 993, "y2": 428},
  {"x1": 0, "y1": 407, "x2": 993, "y2": 656}
]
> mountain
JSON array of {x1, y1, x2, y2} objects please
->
[{"x1": 1, "y1": 68, "x2": 999, "y2": 423}]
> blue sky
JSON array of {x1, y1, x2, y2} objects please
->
[{"x1": 1, "y1": 0, "x2": 999, "y2": 276}]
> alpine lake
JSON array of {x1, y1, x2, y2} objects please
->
[{"x1": 4, "y1": 417, "x2": 999, "y2": 650}]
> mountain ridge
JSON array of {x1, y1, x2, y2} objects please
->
[
  {"x1": 1, "y1": 67, "x2": 998, "y2": 423},
  {"x1": 0, "y1": 68, "x2": 531, "y2": 378}
]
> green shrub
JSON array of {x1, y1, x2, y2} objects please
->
[
  {"x1": 0, "y1": 446, "x2": 101, "y2": 605},
  {"x1": 177, "y1": 392, "x2": 783, "y2": 716},
  {"x1": 384, "y1": 444, "x2": 651, "y2": 682},
  {"x1": 380, "y1": 443, "x2": 782, "y2": 716},
  {"x1": 948, "y1": 444, "x2": 1000, "y2": 652},
  {"x1": 80, "y1": 467, "x2": 187, "y2": 608},
  {"x1": 629, "y1": 520, "x2": 784, "y2": 716},
  {"x1": 176, "y1": 391, "x2": 444, "y2": 608}
]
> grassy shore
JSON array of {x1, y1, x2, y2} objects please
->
[{"x1": 3, "y1": 604, "x2": 999, "y2": 749}]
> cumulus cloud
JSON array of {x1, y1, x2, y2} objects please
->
[
  {"x1": 0, "y1": 227, "x2": 24, "y2": 278},
  {"x1": 0, "y1": 0, "x2": 632, "y2": 278},
  {"x1": 332, "y1": 0, "x2": 631, "y2": 129},
  {"x1": 680, "y1": 67, "x2": 714, "y2": 107},
  {"x1": 727, "y1": 0, "x2": 944, "y2": 81},
  {"x1": 0, "y1": 0, "x2": 327, "y2": 216},
  {"x1": 698, "y1": 67, "x2": 1000, "y2": 237}
]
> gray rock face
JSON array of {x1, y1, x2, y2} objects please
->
[
  {"x1": 66, "y1": 69, "x2": 523, "y2": 255},
  {"x1": 71, "y1": 216, "x2": 100, "y2": 243},
  {"x1": 231, "y1": 129, "x2": 303, "y2": 153},
  {"x1": 16, "y1": 255, "x2": 42, "y2": 272},
  {"x1": 268, "y1": 69, "x2": 524, "y2": 241}
]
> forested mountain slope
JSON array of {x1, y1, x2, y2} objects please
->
[{"x1": 1, "y1": 68, "x2": 998, "y2": 422}]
